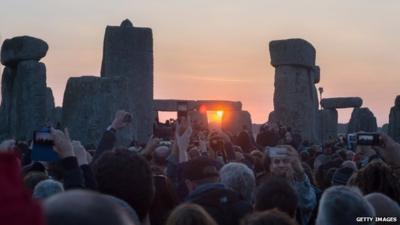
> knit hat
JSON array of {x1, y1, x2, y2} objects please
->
[{"x1": 331, "y1": 167, "x2": 354, "y2": 185}]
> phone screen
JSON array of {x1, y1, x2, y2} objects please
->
[{"x1": 31, "y1": 128, "x2": 59, "y2": 162}]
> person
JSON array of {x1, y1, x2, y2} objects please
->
[
  {"x1": 0, "y1": 139, "x2": 45, "y2": 225},
  {"x1": 150, "y1": 174, "x2": 179, "y2": 225},
  {"x1": 262, "y1": 145, "x2": 316, "y2": 225},
  {"x1": 242, "y1": 209, "x2": 299, "y2": 225},
  {"x1": 365, "y1": 193, "x2": 400, "y2": 225},
  {"x1": 220, "y1": 162, "x2": 256, "y2": 203},
  {"x1": 254, "y1": 176, "x2": 298, "y2": 219},
  {"x1": 347, "y1": 160, "x2": 400, "y2": 202},
  {"x1": 166, "y1": 203, "x2": 218, "y2": 225},
  {"x1": 316, "y1": 186, "x2": 375, "y2": 225},
  {"x1": 183, "y1": 157, "x2": 253, "y2": 225},
  {"x1": 44, "y1": 190, "x2": 136, "y2": 225},
  {"x1": 92, "y1": 148, "x2": 154, "y2": 223},
  {"x1": 33, "y1": 179, "x2": 64, "y2": 200}
]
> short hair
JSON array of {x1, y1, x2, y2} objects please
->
[
  {"x1": 166, "y1": 203, "x2": 218, "y2": 225},
  {"x1": 316, "y1": 186, "x2": 375, "y2": 225},
  {"x1": 347, "y1": 161, "x2": 400, "y2": 202},
  {"x1": 33, "y1": 179, "x2": 64, "y2": 200},
  {"x1": 220, "y1": 162, "x2": 255, "y2": 202},
  {"x1": 255, "y1": 176, "x2": 298, "y2": 218},
  {"x1": 44, "y1": 190, "x2": 136, "y2": 225},
  {"x1": 365, "y1": 192, "x2": 400, "y2": 225},
  {"x1": 242, "y1": 209, "x2": 298, "y2": 225},
  {"x1": 92, "y1": 148, "x2": 154, "y2": 221}
]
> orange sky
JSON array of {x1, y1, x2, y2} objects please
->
[{"x1": 1, "y1": 0, "x2": 399, "y2": 126}]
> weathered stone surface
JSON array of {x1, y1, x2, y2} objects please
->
[
  {"x1": 12, "y1": 60, "x2": 48, "y2": 140},
  {"x1": 222, "y1": 110, "x2": 252, "y2": 136},
  {"x1": 62, "y1": 76, "x2": 137, "y2": 146},
  {"x1": 272, "y1": 65, "x2": 319, "y2": 143},
  {"x1": 100, "y1": 20, "x2": 154, "y2": 144},
  {"x1": 53, "y1": 107, "x2": 63, "y2": 128},
  {"x1": 269, "y1": 39, "x2": 316, "y2": 68},
  {"x1": 319, "y1": 109, "x2": 338, "y2": 144},
  {"x1": 312, "y1": 66, "x2": 320, "y2": 84},
  {"x1": 388, "y1": 95, "x2": 400, "y2": 142},
  {"x1": 0, "y1": 67, "x2": 15, "y2": 140},
  {"x1": 321, "y1": 97, "x2": 363, "y2": 109},
  {"x1": 153, "y1": 100, "x2": 197, "y2": 112},
  {"x1": 1, "y1": 36, "x2": 49, "y2": 67},
  {"x1": 45, "y1": 87, "x2": 55, "y2": 124},
  {"x1": 347, "y1": 107, "x2": 377, "y2": 133}
]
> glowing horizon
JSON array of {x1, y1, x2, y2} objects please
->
[{"x1": 1, "y1": 0, "x2": 399, "y2": 126}]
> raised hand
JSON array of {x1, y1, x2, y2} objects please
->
[{"x1": 111, "y1": 110, "x2": 132, "y2": 130}]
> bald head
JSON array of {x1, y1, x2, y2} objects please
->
[
  {"x1": 365, "y1": 193, "x2": 400, "y2": 224},
  {"x1": 44, "y1": 190, "x2": 136, "y2": 225}
]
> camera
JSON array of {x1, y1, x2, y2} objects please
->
[{"x1": 356, "y1": 132, "x2": 380, "y2": 146}]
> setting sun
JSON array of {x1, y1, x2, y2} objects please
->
[{"x1": 217, "y1": 110, "x2": 224, "y2": 118}]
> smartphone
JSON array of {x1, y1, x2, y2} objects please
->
[
  {"x1": 268, "y1": 147, "x2": 288, "y2": 158},
  {"x1": 31, "y1": 127, "x2": 59, "y2": 162},
  {"x1": 357, "y1": 132, "x2": 380, "y2": 146}
]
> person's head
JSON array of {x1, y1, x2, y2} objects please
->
[
  {"x1": 150, "y1": 175, "x2": 179, "y2": 225},
  {"x1": 365, "y1": 193, "x2": 400, "y2": 225},
  {"x1": 250, "y1": 150, "x2": 265, "y2": 174},
  {"x1": 44, "y1": 190, "x2": 136, "y2": 225},
  {"x1": 331, "y1": 166, "x2": 354, "y2": 186},
  {"x1": 316, "y1": 186, "x2": 375, "y2": 225},
  {"x1": 220, "y1": 162, "x2": 255, "y2": 202},
  {"x1": 242, "y1": 209, "x2": 298, "y2": 225},
  {"x1": 152, "y1": 145, "x2": 171, "y2": 167},
  {"x1": 183, "y1": 157, "x2": 219, "y2": 192},
  {"x1": 166, "y1": 203, "x2": 218, "y2": 225},
  {"x1": 92, "y1": 148, "x2": 154, "y2": 221},
  {"x1": 33, "y1": 179, "x2": 64, "y2": 200},
  {"x1": 255, "y1": 177, "x2": 298, "y2": 218},
  {"x1": 264, "y1": 146, "x2": 294, "y2": 178},
  {"x1": 341, "y1": 160, "x2": 357, "y2": 171},
  {"x1": 24, "y1": 171, "x2": 48, "y2": 193},
  {"x1": 347, "y1": 161, "x2": 400, "y2": 202}
]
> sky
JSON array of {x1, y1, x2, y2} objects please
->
[{"x1": 0, "y1": 0, "x2": 399, "y2": 126}]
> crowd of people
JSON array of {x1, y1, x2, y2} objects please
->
[{"x1": 1, "y1": 110, "x2": 400, "y2": 225}]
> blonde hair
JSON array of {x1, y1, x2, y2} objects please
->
[{"x1": 166, "y1": 203, "x2": 218, "y2": 225}]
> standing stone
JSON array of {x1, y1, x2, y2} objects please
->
[
  {"x1": 319, "y1": 109, "x2": 338, "y2": 144},
  {"x1": 62, "y1": 76, "x2": 134, "y2": 146},
  {"x1": 269, "y1": 39, "x2": 319, "y2": 143},
  {"x1": 347, "y1": 107, "x2": 377, "y2": 133},
  {"x1": 321, "y1": 97, "x2": 363, "y2": 109},
  {"x1": 222, "y1": 111, "x2": 252, "y2": 136},
  {"x1": 11, "y1": 60, "x2": 48, "y2": 140},
  {"x1": 388, "y1": 96, "x2": 400, "y2": 142},
  {"x1": 46, "y1": 87, "x2": 56, "y2": 124},
  {"x1": 100, "y1": 19, "x2": 153, "y2": 144},
  {"x1": 0, "y1": 67, "x2": 15, "y2": 140},
  {"x1": 1, "y1": 36, "x2": 48, "y2": 67}
]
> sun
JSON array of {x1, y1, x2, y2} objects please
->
[{"x1": 216, "y1": 110, "x2": 224, "y2": 118}]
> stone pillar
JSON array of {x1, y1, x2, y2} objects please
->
[
  {"x1": 0, "y1": 36, "x2": 52, "y2": 141},
  {"x1": 62, "y1": 76, "x2": 135, "y2": 146},
  {"x1": 347, "y1": 107, "x2": 377, "y2": 133},
  {"x1": 319, "y1": 109, "x2": 338, "y2": 144},
  {"x1": 100, "y1": 19, "x2": 153, "y2": 144},
  {"x1": 269, "y1": 39, "x2": 319, "y2": 143},
  {"x1": 388, "y1": 96, "x2": 400, "y2": 142}
]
